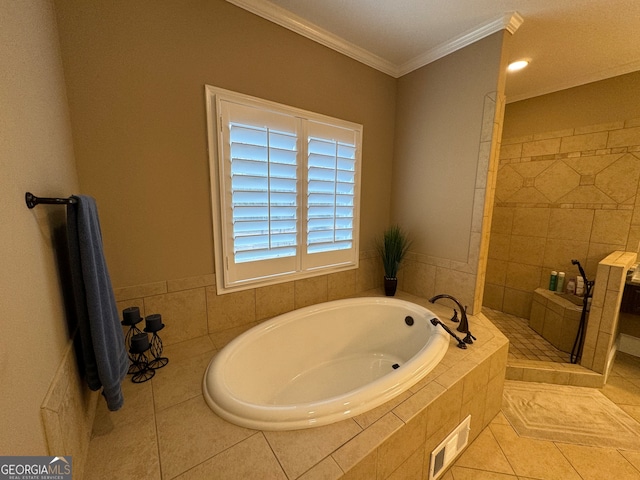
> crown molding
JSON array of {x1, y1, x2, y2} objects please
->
[
  {"x1": 504, "y1": 11, "x2": 524, "y2": 34},
  {"x1": 226, "y1": 0, "x2": 399, "y2": 76},
  {"x1": 228, "y1": 0, "x2": 523, "y2": 78},
  {"x1": 397, "y1": 12, "x2": 524, "y2": 76}
]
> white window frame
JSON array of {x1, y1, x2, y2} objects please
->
[{"x1": 205, "y1": 86, "x2": 362, "y2": 294}]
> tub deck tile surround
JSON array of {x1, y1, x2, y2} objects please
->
[{"x1": 86, "y1": 289, "x2": 508, "y2": 480}]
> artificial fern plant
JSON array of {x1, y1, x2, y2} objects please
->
[{"x1": 378, "y1": 225, "x2": 411, "y2": 279}]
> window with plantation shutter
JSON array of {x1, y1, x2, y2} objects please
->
[{"x1": 206, "y1": 86, "x2": 362, "y2": 293}]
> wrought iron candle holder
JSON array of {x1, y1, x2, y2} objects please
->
[
  {"x1": 121, "y1": 307, "x2": 144, "y2": 374},
  {"x1": 129, "y1": 332, "x2": 155, "y2": 383},
  {"x1": 144, "y1": 314, "x2": 169, "y2": 369}
]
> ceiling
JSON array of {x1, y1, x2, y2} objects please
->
[{"x1": 228, "y1": 0, "x2": 640, "y2": 102}]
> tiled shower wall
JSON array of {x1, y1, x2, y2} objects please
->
[{"x1": 484, "y1": 118, "x2": 640, "y2": 318}]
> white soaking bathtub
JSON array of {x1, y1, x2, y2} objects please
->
[{"x1": 203, "y1": 296, "x2": 450, "y2": 430}]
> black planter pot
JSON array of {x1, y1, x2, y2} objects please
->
[{"x1": 384, "y1": 277, "x2": 398, "y2": 296}]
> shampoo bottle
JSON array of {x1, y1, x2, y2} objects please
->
[
  {"x1": 557, "y1": 272, "x2": 565, "y2": 293},
  {"x1": 567, "y1": 278, "x2": 576, "y2": 295},
  {"x1": 576, "y1": 277, "x2": 584, "y2": 296},
  {"x1": 549, "y1": 271, "x2": 558, "y2": 291}
]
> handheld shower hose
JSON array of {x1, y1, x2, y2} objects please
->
[{"x1": 570, "y1": 259, "x2": 594, "y2": 364}]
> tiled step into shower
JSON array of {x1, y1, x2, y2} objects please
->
[
  {"x1": 481, "y1": 307, "x2": 604, "y2": 387},
  {"x1": 483, "y1": 307, "x2": 567, "y2": 363}
]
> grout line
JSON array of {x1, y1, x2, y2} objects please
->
[
  {"x1": 619, "y1": 450, "x2": 640, "y2": 477},
  {"x1": 150, "y1": 378, "x2": 164, "y2": 480},
  {"x1": 486, "y1": 421, "x2": 519, "y2": 477},
  {"x1": 550, "y1": 441, "x2": 585, "y2": 480},
  {"x1": 203, "y1": 285, "x2": 210, "y2": 335},
  {"x1": 261, "y1": 432, "x2": 292, "y2": 479}
]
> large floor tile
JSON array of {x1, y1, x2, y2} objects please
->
[
  {"x1": 439, "y1": 470, "x2": 454, "y2": 480},
  {"x1": 454, "y1": 426, "x2": 514, "y2": 475},
  {"x1": 84, "y1": 414, "x2": 160, "y2": 480},
  {"x1": 264, "y1": 418, "x2": 362, "y2": 479},
  {"x1": 556, "y1": 442, "x2": 640, "y2": 480},
  {"x1": 489, "y1": 423, "x2": 581, "y2": 480},
  {"x1": 449, "y1": 466, "x2": 518, "y2": 480},
  {"x1": 613, "y1": 352, "x2": 640, "y2": 379},
  {"x1": 620, "y1": 449, "x2": 640, "y2": 471},
  {"x1": 92, "y1": 378, "x2": 153, "y2": 435},
  {"x1": 152, "y1": 350, "x2": 214, "y2": 412},
  {"x1": 173, "y1": 433, "x2": 286, "y2": 480},
  {"x1": 601, "y1": 375, "x2": 640, "y2": 405},
  {"x1": 156, "y1": 395, "x2": 254, "y2": 479},
  {"x1": 619, "y1": 403, "x2": 640, "y2": 423},
  {"x1": 489, "y1": 411, "x2": 510, "y2": 426},
  {"x1": 161, "y1": 335, "x2": 216, "y2": 364}
]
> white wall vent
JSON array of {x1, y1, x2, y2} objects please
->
[{"x1": 428, "y1": 415, "x2": 471, "y2": 480}]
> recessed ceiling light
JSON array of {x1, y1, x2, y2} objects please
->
[{"x1": 508, "y1": 60, "x2": 529, "y2": 72}]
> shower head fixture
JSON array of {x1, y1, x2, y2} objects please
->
[{"x1": 571, "y1": 259, "x2": 588, "y2": 285}]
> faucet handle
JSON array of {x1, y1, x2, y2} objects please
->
[{"x1": 451, "y1": 309, "x2": 459, "y2": 323}]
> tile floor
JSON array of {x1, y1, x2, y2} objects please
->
[
  {"x1": 447, "y1": 351, "x2": 640, "y2": 480},
  {"x1": 83, "y1": 322, "x2": 640, "y2": 480},
  {"x1": 483, "y1": 307, "x2": 569, "y2": 363}
]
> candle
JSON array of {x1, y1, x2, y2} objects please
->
[
  {"x1": 122, "y1": 306, "x2": 141, "y2": 325},
  {"x1": 145, "y1": 314, "x2": 164, "y2": 332},
  {"x1": 130, "y1": 333, "x2": 150, "y2": 353}
]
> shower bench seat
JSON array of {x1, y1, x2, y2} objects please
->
[{"x1": 529, "y1": 288, "x2": 584, "y2": 354}]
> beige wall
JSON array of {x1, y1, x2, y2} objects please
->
[
  {"x1": 392, "y1": 32, "x2": 509, "y2": 311},
  {"x1": 54, "y1": 0, "x2": 397, "y2": 288},
  {"x1": 503, "y1": 70, "x2": 640, "y2": 138},
  {"x1": 487, "y1": 73, "x2": 640, "y2": 317},
  {"x1": 0, "y1": 0, "x2": 83, "y2": 454},
  {"x1": 393, "y1": 32, "x2": 505, "y2": 261}
]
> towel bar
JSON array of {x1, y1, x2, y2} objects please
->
[{"x1": 25, "y1": 192, "x2": 77, "y2": 209}]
